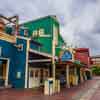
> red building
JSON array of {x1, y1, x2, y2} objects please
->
[{"x1": 74, "y1": 48, "x2": 91, "y2": 68}]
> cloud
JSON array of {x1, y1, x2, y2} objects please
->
[{"x1": 0, "y1": 0, "x2": 100, "y2": 55}]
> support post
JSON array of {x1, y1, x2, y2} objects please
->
[
  {"x1": 84, "y1": 71, "x2": 87, "y2": 80},
  {"x1": 52, "y1": 25, "x2": 56, "y2": 93},
  {"x1": 80, "y1": 70, "x2": 83, "y2": 83},
  {"x1": 66, "y1": 65, "x2": 70, "y2": 88},
  {"x1": 90, "y1": 70, "x2": 92, "y2": 79},
  {"x1": 74, "y1": 67, "x2": 78, "y2": 85}
]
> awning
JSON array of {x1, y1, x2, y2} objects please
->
[
  {"x1": 56, "y1": 60, "x2": 85, "y2": 68},
  {"x1": 28, "y1": 49, "x2": 58, "y2": 65}
]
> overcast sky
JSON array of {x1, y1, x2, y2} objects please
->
[{"x1": 0, "y1": 0, "x2": 100, "y2": 56}]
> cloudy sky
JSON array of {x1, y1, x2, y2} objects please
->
[{"x1": 0, "y1": 0, "x2": 100, "y2": 55}]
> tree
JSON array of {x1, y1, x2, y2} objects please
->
[{"x1": 92, "y1": 65, "x2": 100, "y2": 76}]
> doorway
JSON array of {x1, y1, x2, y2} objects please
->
[
  {"x1": 0, "y1": 58, "x2": 9, "y2": 87},
  {"x1": 28, "y1": 68, "x2": 49, "y2": 88}
]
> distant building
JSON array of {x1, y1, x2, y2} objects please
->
[
  {"x1": 74, "y1": 48, "x2": 91, "y2": 68},
  {"x1": 90, "y1": 55, "x2": 100, "y2": 66}
]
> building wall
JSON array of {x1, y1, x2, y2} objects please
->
[
  {"x1": 91, "y1": 57, "x2": 100, "y2": 66},
  {"x1": 21, "y1": 16, "x2": 65, "y2": 56},
  {"x1": 0, "y1": 38, "x2": 27, "y2": 88}
]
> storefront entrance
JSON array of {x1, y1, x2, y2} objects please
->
[
  {"x1": 0, "y1": 58, "x2": 9, "y2": 87},
  {"x1": 28, "y1": 68, "x2": 49, "y2": 88}
]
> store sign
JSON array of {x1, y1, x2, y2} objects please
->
[{"x1": 61, "y1": 50, "x2": 72, "y2": 62}]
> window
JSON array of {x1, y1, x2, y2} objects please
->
[
  {"x1": 32, "y1": 28, "x2": 45, "y2": 38},
  {"x1": 0, "y1": 61, "x2": 3, "y2": 79},
  {"x1": 24, "y1": 29, "x2": 28, "y2": 36},
  {"x1": 32, "y1": 30, "x2": 38, "y2": 37},
  {"x1": 35, "y1": 70, "x2": 39, "y2": 77},
  {"x1": 0, "y1": 47, "x2": 2, "y2": 56},
  {"x1": 30, "y1": 70, "x2": 33, "y2": 77},
  {"x1": 39, "y1": 28, "x2": 44, "y2": 36}
]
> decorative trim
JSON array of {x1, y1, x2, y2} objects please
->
[
  {"x1": 16, "y1": 35, "x2": 30, "y2": 40},
  {"x1": 28, "y1": 59, "x2": 51, "y2": 63},
  {"x1": 25, "y1": 40, "x2": 30, "y2": 88},
  {"x1": 0, "y1": 32, "x2": 16, "y2": 43}
]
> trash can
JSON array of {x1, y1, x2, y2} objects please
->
[
  {"x1": 55, "y1": 80, "x2": 60, "y2": 93},
  {"x1": 44, "y1": 78, "x2": 53, "y2": 95},
  {"x1": 58, "y1": 80, "x2": 60, "y2": 92}
]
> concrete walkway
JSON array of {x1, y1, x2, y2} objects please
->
[
  {"x1": 74, "y1": 77, "x2": 100, "y2": 100},
  {"x1": 0, "y1": 77, "x2": 100, "y2": 100}
]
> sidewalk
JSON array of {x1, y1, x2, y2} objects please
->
[
  {"x1": 0, "y1": 77, "x2": 100, "y2": 100},
  {"x1": 90, "y1": 83, "x2": 100, "y2": 100}
]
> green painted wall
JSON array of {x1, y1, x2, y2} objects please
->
[{"x1": 21, "y1": 16, "x2": 65, "y2": 56}]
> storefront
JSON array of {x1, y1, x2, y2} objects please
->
[{"x1": 28, "y1": 48, "x2": 52, "y2": 88}]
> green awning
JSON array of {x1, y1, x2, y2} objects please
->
[{"x1": 73, "y1": 60, "x2": 85, "y2": 68}]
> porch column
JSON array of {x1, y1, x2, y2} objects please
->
[
  {"x1": 80, "y1": 70, "x2": 83, "y2": 83},
  {"x1": 84, "y1": 72, "x2": 87, "y2": 80},
  {"x1": 74, "y1": 67, "x2": 78, "y2": 85},
  {"x1": 25, "y1": 39, "x2": 30, "y2": 88},
  {"x1": 5, "y1": 59, "x2": 10, "y2": 86},
  {"x1": 66, "y1": 65, "x2": 70, "y2": 88},
  {"x1": 90, "y1": 70, "x2": 92, "y2": 79}
]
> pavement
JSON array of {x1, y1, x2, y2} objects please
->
[{"x1": 0, "y1": 77, "x2": 100, "y2": 100}]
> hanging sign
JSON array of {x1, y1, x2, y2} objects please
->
[{"x1": 60, "y1": 50, "x2": 72, "y2": 62}]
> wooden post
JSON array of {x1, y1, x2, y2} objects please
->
[
  {"x1": 84, "y1": 71, "x2": 87, "y2": 80},
  {"x1": 80, "y1": 70, "x2": 83, "y2": 83},
  {"x1": 52, "y1": 24, "x2": 56, "y2": 93},
  {"x1": 66, "y1": 65, "x2": 70, "y2": 88},
  {"x1": 74, "y1": 67, "x2": 78, "y2": 85}
]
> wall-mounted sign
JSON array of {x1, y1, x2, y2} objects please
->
[{"x1": 60, "y1": 50, "x2": 72, "y2": 62}]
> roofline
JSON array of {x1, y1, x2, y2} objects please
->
[
  {"x1": 91, "y1": 56, "x2": 100, "y2": 58},
  {"x1": 20, "y1": 15, "x2": 59, "y2": 26},
  {"x1": 75, "y1": 48, "x2": 89, "y2": 52},
  {"x1": 29, "y1": 49, "x2": 58, "y2": 60}
]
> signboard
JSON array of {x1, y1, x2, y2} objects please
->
[{"x1": 60, "y1": 50, "x2": 72, "y2": 62}]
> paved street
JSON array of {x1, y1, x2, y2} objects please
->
[{"x1": 0, "y1": 77, "x2": 100, "y2": 100}]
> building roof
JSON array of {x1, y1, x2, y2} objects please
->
[
  {"x1": 30, "y1": 39, "x2": 42, "y2": 47},
  {"x1": 75, "y1": 48, "x2": 89, "y2": 52},
  {"x1": 20, "y1": 15, "x2": 59, "y2": 26},
  {"x1": 91, "y1": 55, "x2": 100, "y2": 58}
]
